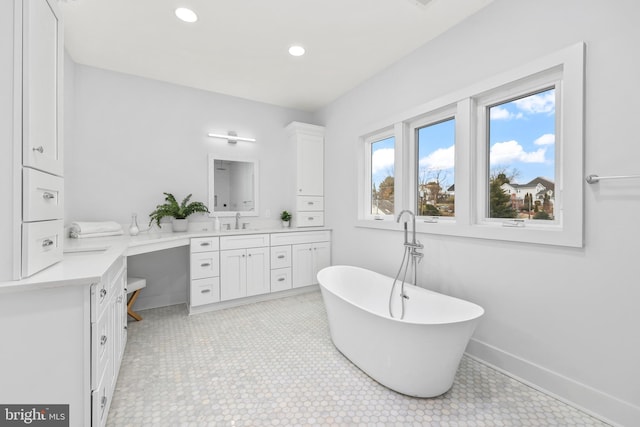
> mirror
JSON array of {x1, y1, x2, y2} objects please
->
[{"x1": 208, "y1": 155, "x2": 259, "y2": 217}]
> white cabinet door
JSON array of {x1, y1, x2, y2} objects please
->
[
  {"x1": 296, "y1": 133, "x2": 324, "y2": 196},
  {"x1": 220, "y1": 249, "x2": 246, "y2": 301},
  {"x1": 22, "y1": 0, "x2": 63, "y2": 176},
  {"x1": 246, "y1": 247, "x2": 269, "y2": 297},
  {"x1": 292, "y1": 243, "x2": 313, "y2": 288},
  {"x1": 312, "y1": 241, "x2": 331, "y2": 285}
]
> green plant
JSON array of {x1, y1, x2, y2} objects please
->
[
  {"x1": 149, "y1": 193, "x2": 209, "y2": 227},
  {"x1": 280, "y1": 210, "x2": 292, "y2": 222}
]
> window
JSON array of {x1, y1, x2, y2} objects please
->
[
  {"x1": 363, "y1": 130, "x2": 396, "y2": 219},
  {"x1": 415, "y1": 117, "x2": 456, "y2": 217},
  {"x1": 487, "y1": 87, "x2": 556, "y2": 221},
  {"x1": 358, "y1": 43, "x2": 584, "y2": 247}
]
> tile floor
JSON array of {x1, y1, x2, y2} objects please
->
[{"x1": 107, "y1": 291, "x2": 610, "y2": 426}]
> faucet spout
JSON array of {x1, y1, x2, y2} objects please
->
[
  {"x1": 235, "y1": 212, "x2": 241, "y2": 229},
  {"x1": 396, "y1": 210, "x2": 416, "y2": 246}
]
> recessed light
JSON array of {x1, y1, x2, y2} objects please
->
[
  {"x1": 175, "y1": 7, "x2": 198, "y2": 23},
  {"x1": 288, "y1": 45, "x2": 305, "y2": 57}
]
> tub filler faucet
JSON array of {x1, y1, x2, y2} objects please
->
[{"x1": 389, "y1": 210, "x2": 424, "y2": 319}]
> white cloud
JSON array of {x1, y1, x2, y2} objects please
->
[
  {"x1": 490, "y1": 140, "x2": 547, "y2": 165},
  {"x1": 419, "y1": 145, "x2": 455, "y2": 171},
  {"x1": 371, "y1": 147, "x2": 394, "y2": 174},
  {"x1": 490, "y1": 106, "x2": 523, "y2": 120},
  {"x1": 534, "y1": 133, "x2": 555, "y2": 145},
  {"x1": 513, "y1": 91, "x2": 555, "y2": 114}
]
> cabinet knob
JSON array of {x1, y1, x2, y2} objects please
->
[
  {"x1": 201, "y1": 289, "x2": 211, "y2": 294},
  {"x1": 277, "y1": 255, "x2": 285, "y2": 259},
  {"x1": 32, "y1": 146, "x2": 44, "y2": 153},
  {"x1": 308, "y1": 217, "x2": 314, "y2": 221},
  {"x1": 277, "y1": 277, "x2": 285, "y2": 282},
  {"x1": 201, "y1": 263, "x2": 211, "y2": 267},
  {"x1": 242, "y1": 254, "x2": 246, "y2": 258},
  {"x1": 307, "y1": 201, "x2": 314, "y2": 205},
  {"x1": 101, "y1": 396, "x2": 107, "y2": 409},
  {"x1": 200, "y1": 242, "x2": 210, "y2": 246},
  {"x1": 42, "y1": 192, "x2": 55, "y2": 200},
  {"x1": 100, "y1": 335, "x2": 108, "y2": 346},
  {"x1": 100, "y1": 288, "x2": 107, "y2": 298},
  {"x1": 42, "y1": 239, "x2": 54, "y2": 248}
]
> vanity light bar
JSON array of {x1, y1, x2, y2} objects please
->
[{"x1": 207, "y1": 132, "x2": 256, "y2": 143}]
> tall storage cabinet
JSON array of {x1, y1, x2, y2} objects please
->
[
  {"x1": 286, "y1": 122, "x2": 325, "y2": 228},
  {"x1": 1, "y1": 0, "x2": 64, "y2": 281}
]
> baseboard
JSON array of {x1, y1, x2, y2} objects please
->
[{"x1": 466, "y1": 338, "x2": 639, "y2": 427}]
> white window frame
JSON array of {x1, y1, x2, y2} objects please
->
[{"x1": 357, "y1": 42, "x2": 584, "y2": 247}]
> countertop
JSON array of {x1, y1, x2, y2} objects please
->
[{"x1": 0, "y1": 227, "x2": 331, "y2": 294}]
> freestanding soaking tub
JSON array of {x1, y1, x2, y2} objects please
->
[{"x1": 317, "y1": 265, "x2": 484, "y2": 397}]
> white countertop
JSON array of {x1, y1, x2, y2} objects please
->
[{"x1": 0, "y1": 227, "x2": 330, "y2": 294}]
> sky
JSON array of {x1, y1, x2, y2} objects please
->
[{"x1": 371, "y1": 87, "x2": 556, "y2": 188}]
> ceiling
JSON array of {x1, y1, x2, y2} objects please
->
[{"x1": 60, "y1": 0, "x2": 494, "y2": 112}]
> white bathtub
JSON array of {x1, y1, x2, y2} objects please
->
[{"x1": 317, "y1": 265, "x2": 484, "y2": 397}]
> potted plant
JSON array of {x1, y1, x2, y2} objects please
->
[
  {"x1": 280, "y1": 210, "x2": 292, "y2": 228},
  {"x1": 149, "y1": 192, "x2": 209, "y2": 232}
]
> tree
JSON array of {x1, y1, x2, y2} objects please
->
[
  {"x1": 378, "y1": 176, "x2": 394, "y2": 204},
  {"x1": 489, "y1": 173, "x2": 517, "y2": 218},
  {"x1": 533, "y1": 210, "x2": 550, "y2": 220}
]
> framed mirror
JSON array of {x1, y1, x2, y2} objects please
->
[{"x1": 208, "y1": 154, "x2": 259, "y2": 217}]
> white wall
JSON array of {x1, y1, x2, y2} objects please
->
[
  {"x1": 67, "y1": 64, "x2": 314, "y2": 229},
  {"x1": 317, "y1": 0, "x2": 640, "y2": 425}
]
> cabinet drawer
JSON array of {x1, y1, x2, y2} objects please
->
[
  {"x1": 91, "y1": 363, "x2": 112, "y2": 427},
  {"x1": 296, "y1": 213, "x2": 324, "y2": 227},
  {"x1": 271, "y1": 268, "x2": 292, "y2": 292},
  {"x1": 190, "y1": 237, "x2": 220, "y2": 253},
  {"x1": 220, "y1": 233, "x2": 269, "y2": 250},
  {"x1": 296, "y1": 196, "x2": 323, "y2": 212},
  {"x1": 91, "y1": 308, "x2": 111, "y2": 390},
  {"x1": 270, "y1": 245, "x2": 291, "y2": 269},
  {"x1": 190, "y1": 251, "x2": 220, "y2": 279},
  {"x1": 190, "y1": 277, "x2": 220, "y2": 306},
  {"x1": 23, "y1": 168, "x2": 64, "y2": 221},
  {"x1": 21, "y1": 219, "x2": 63, "y2": 277}
]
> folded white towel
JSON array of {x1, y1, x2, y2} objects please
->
[
  {"x1": 71, "y1": 230, "x2": 124, "y2": 239},
  {"x1": 69, "y1": 221, "x2": 123, "y2": 238}
]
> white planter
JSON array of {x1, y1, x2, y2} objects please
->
[
  {"x1": 281, "y1": 220, "x2": 290, "y2": 228},
  {"x1": 172, "y1": 218, "x2": 188, "y2": 232}
]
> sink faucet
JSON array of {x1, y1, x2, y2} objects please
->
[{"x1": 235, "y1": 212, "x2": 241, "y2": 229}]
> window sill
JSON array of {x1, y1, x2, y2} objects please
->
[{"x1": 356, "y1": 218, "x2": 582, "y2": 248}]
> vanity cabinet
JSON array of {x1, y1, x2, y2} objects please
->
[
  {"x1": 189, "y1": 230, "x2": 331, "y2": 313},
  {"x1": 1, "y1": 0, "x2": 64, "y2": 280},
  {"x1": 219, "y1": 234, "x2": 270, "y2": 301},
  {"x1": 0, "y1": 255, "x2": 127, "y2": 427},
  {"x1": 90, "y1": 256, "x2": 127, "y2": 427},
  {"x1": 270, "y1": 230, "x2": 331, "y2": 289},
  {"x1": 189, "y1": 237, "x2": 220, "y2": 308},
  {"x1": 286, "y1": 122, "x2": 325, "y2": 227}
]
